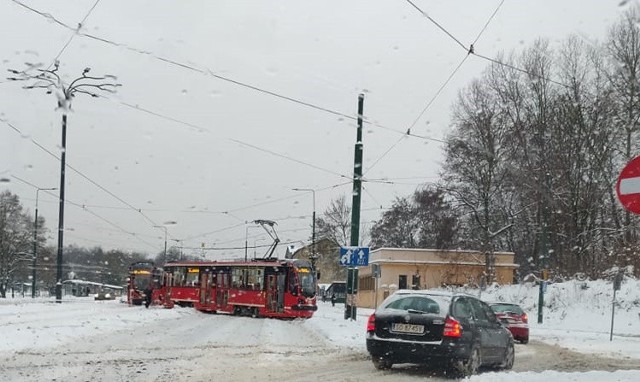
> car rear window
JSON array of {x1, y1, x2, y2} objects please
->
[
  {"x1": 382, "y1": 295, "x2": 447, "y2": 315},
  {"x1": 491, "y1": 304, "x2": 524, "y2": 315}
]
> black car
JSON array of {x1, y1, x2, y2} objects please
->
[{"x1": 366, "y1": 290, "x2": 514, "y2": 377}]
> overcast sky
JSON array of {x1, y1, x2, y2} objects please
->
[{"x1": 0, "y1": 0, "x2": 629, "y2": 260}]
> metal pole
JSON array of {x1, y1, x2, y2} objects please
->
[
  {"x1": 346, "y1": 93, "x2": 364, "y2": 321},
  {"x1": 292, "y1": 188, "x2": 317, "y2": 268},
  {"x1": 55, "y1": 113, "x2": 68, "y2": 303},
  {"x1": 32, "y1": 187, "x2": 57, "y2": 298},
  {"x1": 163, "y1": 228, "x2": 167, "y2": 263},
  {"x1": 245, "y1": 225, "x2": 249, "y2": 262},
  {"x1": 311, "y1": 190, "x2": 316, "y2": 268},
  {"x1": 610, "y1": 289, "x2": 617, "y2": 341},
  {"x1": 153, "y1": 225, "x2": 168, "y2": 263},
  {"x1": 32, "y1": 200, "x2": 38, "y2": 298}
]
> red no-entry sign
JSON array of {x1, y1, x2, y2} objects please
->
[{"x1": 616, "y1": 155, "x2": 640, "y2": 215}]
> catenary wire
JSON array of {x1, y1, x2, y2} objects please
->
[
  {"x1": 9, "y1": 0, "x2": 446, "y2": 145},
  {"x1": 364, "y1": 0, "x2": 509, "y2": 178},
  {"x1": 3, "y1": 119, "x2": 168, "y2": 232},
  {"x1": 10, "y1": 174, "x2": 160, "y2": 251},
  {"x1": 49, "y1": 0, "x2": 102, "y2": 68}
]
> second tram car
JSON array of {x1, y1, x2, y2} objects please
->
[
  {"x1": 127, "y1": 261, "x2": 162, "y2": 305},
  {"x1": 160, "y1": 262, "x2": 202, "y2": 307}
]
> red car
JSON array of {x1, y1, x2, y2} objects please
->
[{"x1": 489, "y1": 302, "x2": 529, "y2": 344}]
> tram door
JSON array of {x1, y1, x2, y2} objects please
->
[
  {"x1": 163, "y1": 272, "x2": 173, "y2": 303},
  {"x1": 266, "y1": 274, "x2": 285, "y2": 313},
  {"x1": 199, "y1": 270, "x2": 210, "y2": 304},
  {"x1": 216, "y1": 271, "x2": 230, "y2": 309}
]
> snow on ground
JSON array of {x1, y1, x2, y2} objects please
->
[{"x1": 1, "y1": 277, "x2": 640, "y2": 381}]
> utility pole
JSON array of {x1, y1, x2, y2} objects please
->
[
  {"x1": 346, "y1": 93, "x2": 364, "y2": 321},
  {"x1": 292, "y1": 188, "x2": 317, "y2": 269},
  {"x1": 32, "y1": 187, "x2": 57, "y2": 298},
  {"x1": 8, "y1": 62, "x2": 120, "y2": 303}
]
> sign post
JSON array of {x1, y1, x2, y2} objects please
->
[
  {"x1": 610, "y1": 271, "x2": 624, "y2": 341},
  {"x1": 340, "y1": 246, "x2": 369, "y2": 320},
  {"x1": 610, "y1": 156, "x2": 640, "y2": 340}
]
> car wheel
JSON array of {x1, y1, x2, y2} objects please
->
[
  {"x1": 372, "y1": 357, "x2": 393, "y2": 370},
  {"x1": 454, "y1": 345, "x2": 481, "y2": 377},
  {"x1": 499, "y1": 341, "x2": 515, "y2": 370}
]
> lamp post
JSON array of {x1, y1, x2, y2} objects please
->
[
  {"x1": 292, "y1": 188, "x2": 317, "y2": 268},
  {"x1": 154, "y1": 225, "x2": 168, "y2": 263},
  {"x1": 8, "y1": 63, "x2": 121, "y2": 303},
  {"x1": 254, "y1": 237, "x2": 266, "y2": 258},
  {"x1": 171, "y1": 239, "x2": 183, "y2": 260},
  {"x1": 32, "y1": 187, "x2": 57, "y2": 298}
]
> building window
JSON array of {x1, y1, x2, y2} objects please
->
[
  {"x1": 412, "y1": 274, "x2": 421, "y2": 290},
  {"x1": 399, "y1": 275, "x2": 407, "y2": 289},
  {"x1": 359, "y1": 276, "x2": 374, "y2": 291}
]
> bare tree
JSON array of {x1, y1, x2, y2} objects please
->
[{"x1": 0, "y1": 191, "x2": 34, "y2": 297}]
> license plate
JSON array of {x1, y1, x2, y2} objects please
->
[{"x1": 391, "y1": 323, "x2": 425, "y2": 334}]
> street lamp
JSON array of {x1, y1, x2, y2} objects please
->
[
  {"x1": 292, "y1": 188, "x2": 317, "y2": 269},
  {"x1": 154, "y1": 225, "x2": 168, "y2": 263},
  {"x1": 8, "y1": 63, "x2": 121, "y2": 303},
  {"x1": 32, "y1": 187, "x2": 57, "y2": 298},
  {"x1": 171, "y1": 239, "x2": 183, "y2": 260}
]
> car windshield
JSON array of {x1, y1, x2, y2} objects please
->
[{"x1": 491, "y1": 304, "x2": 524, "y2": 315}]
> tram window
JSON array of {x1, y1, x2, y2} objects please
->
[
  {"x1": 173, "y1": 267, "x2": 186, "y2": 286},
  {"x1": 245, "y1": 268, "x2": 263, "y2": 290},
  {"x1": 288, "y1": 270, "x2": 298, "y2": 296},
  {"x1": 232, "y1": 268, "x2": 244, "y2": 288},
  {"x1": 186, "y1": 269, "x2": 199, "y2": 286}
]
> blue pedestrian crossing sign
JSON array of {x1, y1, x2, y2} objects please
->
[{"x1": 339, "y1": 246, "x2": 370, "y2": 267}]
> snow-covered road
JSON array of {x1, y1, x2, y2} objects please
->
[{"x1": 2, "y1": 291, "x2": 640, "y2": 381}]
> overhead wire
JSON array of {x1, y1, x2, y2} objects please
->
[
  {"x1": 111, "y1": 98, "x2": 353, "y2": 180},
  {"x1": 9, "y1": 0, "x2": 446, "y2": 145},
  {"x1": 2, "y1": 119, "x2": 161, "y2": 229},
  {"x1": 7, "y1": 2, "x2": 454, "y2": 247},
  {"x1": 4, "y1": 113, "x2": 353, "y2": 249},
  {"x1": 5, "y1": 0, "x2": 176, "y2": 252},
  {"x1": 365, "y1": 1, "x2": 483, "y2": 177},
  {"x1": 404, "y1": 0, "x2": 468, "y2": 51},
  {"x1": 10, "y1": 174, "x2": 160, "y2": 251},
  {"x1": 6, "y1": 0, "x2": 526, "y2": 252},
  {"x1": 404, "y1": 0, "x2": 569, "y2": 88},
  {"x1": 360, "y1": 0, "x2": 508, "y2": 209},
  {"x1": 49, "y1": 0, "x2": 102, "y2": 68}
]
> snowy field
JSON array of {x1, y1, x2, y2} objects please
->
[{"x1": 1, "y1": 278, "x2": 639, "y2": 381}]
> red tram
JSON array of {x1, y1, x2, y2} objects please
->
[
  {"x1": 127, "y1": 261, "x2": 162, "y2": 305},
  {"x1": 162, "y1": 258, "x2": 318, "y2": 318}
]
